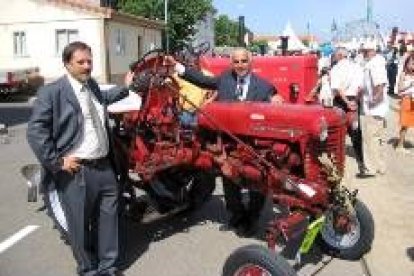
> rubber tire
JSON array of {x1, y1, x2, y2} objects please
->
[
  {"x1": 319, "y1": 199, "x2": 374, "y2": 260},
  {"x1": 42, "y1": 190, "x2": 70, "y2": 244},
  {"x1": 222, "y1": 244, "x2": 296, "y2": 276}
]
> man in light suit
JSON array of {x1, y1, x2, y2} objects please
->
[
  {"x1": 27, "y1": 41, "x2": 133, "y2": 276},
  {"x1": 165, "y1": 48, "x2": 283, "y2": 236}
]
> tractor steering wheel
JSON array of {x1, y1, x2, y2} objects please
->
[
  {"x1": 175, "y1": 41, "x2": 211, "y2": 67},
  {"x1": 128, "y1": 49, "x2": 175, "y2": 93}
]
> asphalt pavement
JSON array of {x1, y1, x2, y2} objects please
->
[{"x1": 0, "y1": 98, "x2": 412, "y2": 275}]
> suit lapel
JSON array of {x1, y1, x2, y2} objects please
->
[
  {"x1": 246, "y1": 74, "x2": 258, "y2": 101},
  {"x1": 62, "y1": 75, "x2": 81, "y2": 112}
]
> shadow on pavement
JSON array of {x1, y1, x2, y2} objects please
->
[
  {"x1": 407, "y1": 247, "x2": 414, "y2": 261},
  {"x1": 115, "y1": 192, "x2": 330, "y2": 273},
  {"x1": 117, "y1": 195, "x2": 228, "y2": 271},
  {"x1": 387, "y1": 137, "x2": 414, "y2": 149}
]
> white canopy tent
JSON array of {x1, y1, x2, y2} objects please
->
[{"x1": 282, "y1": 22, "x2": 309, "y2": 51}]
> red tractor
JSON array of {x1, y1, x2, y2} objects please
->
[
  {"x1": 24, "y1": 48, "x2": 374, "y2": 275},
  {"x1": 113, "y1": 49, "x2": 373, "y2": 275}
]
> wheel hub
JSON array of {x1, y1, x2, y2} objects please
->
[
  {"x1": 234, "y1": 264, "x2": 272, "y2": 276},
  {"x1": 321, "y1": 207, "x2": 361, "y2": 250},
  {"x1": 333, "y1": 211, "x2": 352, "y2": 234}
]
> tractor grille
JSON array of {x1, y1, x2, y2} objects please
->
[{"x1": 304, "y1": 124, "x2": 346, "y2": 184}]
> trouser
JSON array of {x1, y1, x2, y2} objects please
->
[
  {"x1": 361, "y1": 115, "x2": 387, "y2": 173},
  {"x1": 56, "y1": 158, "x2": 119, "y2": 276},
  {"x1": 334, "y1": 96, "x2": 365, "y2": 167},
  {"x1": 222, "y1": 177, "x2": 266, "y2": 220}
]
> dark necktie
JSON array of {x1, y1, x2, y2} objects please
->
[{"x1": 236, "y1": 77, "x2": 245, "y2": 100}]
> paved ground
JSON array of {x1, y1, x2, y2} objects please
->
[{"x1": 0, "y1": 98, "x2": 413, "y2": 275}]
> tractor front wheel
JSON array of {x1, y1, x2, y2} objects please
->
[
  {"x1": 222, "y1": 244, "x2": 296, "y2": 276},
  {"x1": 319, "y1": 199, "x2": 374, "y2": 260}
]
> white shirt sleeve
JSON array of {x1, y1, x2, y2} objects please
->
[
  {"x1": 350, "y1": 63, "x2": 364, "y2": 92},
  {"x1": 330, "y1": 65, "x2": 341, "y2": 91},
  {"x1": 369, "y1": 59, "x2": 388, "y2": 87},
  {"x1": 175, "y1": 62, "x2": 186, "y2": 76}
]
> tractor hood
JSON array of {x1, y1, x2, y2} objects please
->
[{"x1": 198, "y1": 102, "x2": 346, "y2": 140}]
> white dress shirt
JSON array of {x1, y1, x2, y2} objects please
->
[
  {"x1": 236, "y1": 74, "x2": 251, "y2": 101},
  {"x1": 66, "y1": 73, "x2": 109, "y2": 159},
  {"x1": 362, "y1": 55, "x2": 389, "y2": 117},
  {"x1": 330, "y1": 59, "x2": 363, "y2": 97}
]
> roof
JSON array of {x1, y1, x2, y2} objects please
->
[
  {"x1": 253, "y1": 34, "x2": 319, "y2": 43},
  {"x1": 253, "y1": 35, "x2": 280, "y2": 42},
  {"x1": 44, "y1": 0, "x2": 165, "y2": 29}
]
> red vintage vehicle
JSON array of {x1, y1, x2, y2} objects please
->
[
  {"x1": 199, "y1": 54, "x2": 318, "y2": 104},
  {"x1": 24, "y1": 48, "x2": 374, "y2": 275}
]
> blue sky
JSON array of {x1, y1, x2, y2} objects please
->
[{"x1": 212, "y1": 0, "x2": 414, "y2": 39}]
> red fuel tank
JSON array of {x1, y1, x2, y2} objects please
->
[{"x1": 198, "y1": 102, "x2": 345, "y2": 140}]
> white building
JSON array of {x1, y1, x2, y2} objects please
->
[{"x1": 0, "y1": 0, "x2": 164, "y2": 84}]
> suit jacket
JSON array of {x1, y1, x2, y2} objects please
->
[
  {"x1": 182, "y1": 68, "x2": 276, "y2": 102},
  {"x1": 27, "y1": 75, "x2": 128, "y2": 190}
]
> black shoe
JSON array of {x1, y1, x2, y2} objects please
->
[{"x1": 356, "y1": 166, "x2": 375, "y2": 178}]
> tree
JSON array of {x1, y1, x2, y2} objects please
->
[
  {"x1": 248, "y1": 40, "x2": 268, "y2": 54},
  {"x1": 214, "y1": 15, "x2": 239, "y2": 47},
  {"x1": 214, "y1": 15, "x2": 252, "y2": 47},
  {"x1": 117, "y1": 0, "x2": 214, "y2": 50}
]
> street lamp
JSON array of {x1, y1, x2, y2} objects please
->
[{"x1": 164, "y1": 0, "x2": 169, "y2": 52}]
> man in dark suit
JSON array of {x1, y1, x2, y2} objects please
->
[
  {"x1": 27, "y1": 41, "x2": 133, "y2": 276},
  {"x1": 165, "y1": 48, "x2": 283, "y2": 236}
]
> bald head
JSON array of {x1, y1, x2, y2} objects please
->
[
  {"x1": 333, "y1": 47, "x2": 348, "y2": 62},
  {"x1": 230, "y1": 48, "x2": 252, "y2": 77}
]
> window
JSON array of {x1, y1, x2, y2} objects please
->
[
  {"x1": 13, "y1": 31, "x2": 27, "y2": 57},
  {"x1": 56, "y1": 29, "x2": 79, "y2": 55},
  {"x1": 115, "y1": 29, "x2": 126, "y2": 56}
]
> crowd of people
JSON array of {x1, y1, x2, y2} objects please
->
[{"x1": 310, "y1": 41, "x2": 414, "y2": 178}]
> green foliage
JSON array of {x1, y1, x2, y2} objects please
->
[
  {"x1": 214, "y1": 15, "x2": 239, "y2": 47},
  {"x1": 248, "y1": 40, "x2": 268, "y2": 54},
  {"x1": 214, "y1": 15, "x2": 252, "y2": 47},
  {"x1": 118, "y1": 0, "x2": 214, "y2": 50}
]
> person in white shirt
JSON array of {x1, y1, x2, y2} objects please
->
[
  {"x1": 305, "y1": 67, "x2": 333, "y2": 106},
  {"x1": 330, "y1": 47, "x2": 372, "y2": 177},
  {"x1": 360, "y1": 42, "x2": 389, "y2": 175}
]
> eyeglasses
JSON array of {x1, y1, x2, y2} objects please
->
[{"x1": 232, "y1": 59, "x2": 249, "y2": 64}]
